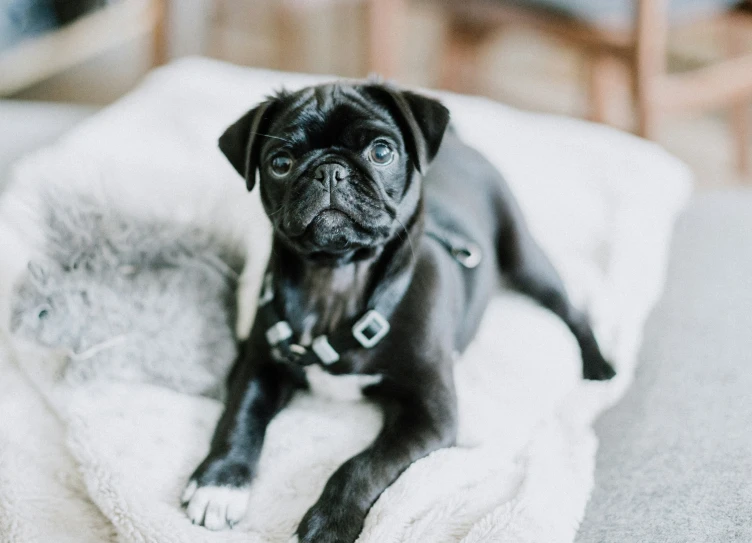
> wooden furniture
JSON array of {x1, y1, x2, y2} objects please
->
[
  {"x1": 365, "y1": 0, "x2": 409, "y2": 77},
  {"x1": 269, "y1": 0, "x2": 407, "y2": 77},
  {"x1": 0, "y1": 0, "x2": 167, "y2": 97},
  {"x1": 369, "y1": 0, "x2": 752, "y2": 176}
]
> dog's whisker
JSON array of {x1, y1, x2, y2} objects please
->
[
  {"x1": 253, "y1": 132, "x2": 293, "y2": 144},
  {"x1": 267, "y1": 205, "x2": 286, "y2": 218},
  {"x1": 394, "y1": 217, "x2": 416, "y2": 264}
]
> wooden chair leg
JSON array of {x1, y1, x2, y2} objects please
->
[
  {"x1": 730, "y1": 101, "x2": 751, "y2": 177},
  {"x1": 633, "y1": 0, "x2": 669, "y2": 139},
  {"x1": 587, "y1": 51, "x2": 629, "y2": 126},
  {"x1": 634, "y1": 81, "x2": 660, "y2": 139},
  {"x1": 364, "y1": 0, "x2": 406, "y2": 79},
  {"x1": 275, "y1": 2, "x2": 302, "y2": 72},
  {"x1": 439, "y1": 17, "x2": 495, "y2": 95},
  {"x1": 587, "y1": 52, "x2": 611, "y2": 124},
  {"x1": 151, "y1": 0, "x2": 168, "y2": 66},
  {"x1": 728, "y1": 21, "x2": 751, "y2": 178}
]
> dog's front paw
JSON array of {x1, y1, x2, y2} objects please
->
[
  {"x1": 297, "y1": 502, "x2": 365, "y2": 543},
  {"x1": 582, "y1": 347, "x2": 616, "y2": 381},
  {"x1": 181, "y1": 480, "x2": 250, "y2": 530}
]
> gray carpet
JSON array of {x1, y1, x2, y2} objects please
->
[{"x1": 576, "y1": 190, "x2": 752, "y2": 542}]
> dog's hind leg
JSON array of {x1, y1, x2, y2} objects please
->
[{"x1": 495, "y1": 204, "x2": 616, "y2": 381}]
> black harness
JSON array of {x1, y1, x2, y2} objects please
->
[{"x1": 259, "y1": 226, "x2": 482, "y2": 369}]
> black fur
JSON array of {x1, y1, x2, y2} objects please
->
[{"x1": 186, "y1": 81, "x2": 615, "y2": 542}]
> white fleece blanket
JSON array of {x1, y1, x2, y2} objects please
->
[{"x1": 0, "y1": 58, "x2": 691, "y2": 543}]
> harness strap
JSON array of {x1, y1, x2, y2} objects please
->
[
  {"x1": 259, "y1": 224, "x2": 482, "y2": 367},
  {"x1": 258, "y1": 264, "x2": 410, "y2": 367},
  {"x1": 424, "y1": 220, "x2": 483, "y2": 270}
]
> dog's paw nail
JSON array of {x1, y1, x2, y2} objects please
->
[
  {"x1": 181, "y1": 480, "x2": 197, "y2": 505},
  {"x1": 203, "y1": 501, "x2": 226, "y2": 531},
  {"x1": 184, "y1": 484, "x2": 250, "y2": 530}
]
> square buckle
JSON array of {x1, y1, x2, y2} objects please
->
[{"x1": 352, "y1": 310, "x2": 390, "y2": 348}]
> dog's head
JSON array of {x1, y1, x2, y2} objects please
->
[{"x1": 218, "y1": 82, "x2": 450, "y2": 261}]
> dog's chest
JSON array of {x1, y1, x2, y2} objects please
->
[
  {"x1": 288, "y1": 264, "x2": 370, "y2": 342},
  {"x1": 298, "y1": 310, "x2": 382, "y2": 402},
  {"x1": 284, "y1": 265, "x2": 381, "y2": 401},
  {"x1": 303, "y1": 364, "x2": 382, "y2": 401}
]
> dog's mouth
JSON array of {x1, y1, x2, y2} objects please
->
[
  {"x1": 305, "y1": 208, "x2": 360, "y2": 250},
  {"x1": 276, "y1": 206, "x2": 381, "y2": 256},
  {"x1": 313, "y1": 208, "x2": 353, "y2": 225}
]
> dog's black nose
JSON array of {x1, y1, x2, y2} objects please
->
[{"x1": 314, "y1": 163, "x2": 348, "y2": 190}]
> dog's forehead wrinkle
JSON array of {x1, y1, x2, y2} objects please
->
[
  {"x1": 312, "y1": 83, "x2": 366, "y2": 111},
  {"x1": 305, "y1": 83, "x2": 391, "y2": 123},
  {"x1": 288, "y1": 87, "x2": 315, "y2": 110},
  {"x1": 339, "y1": 85, "x2": 386, "y2": 116},
  {"x1": 269, "y1": 84, "x2": 398, "y2": 150},
  {"x1": 276, "y1": 109, "x2": 397, "y2": 153},
  {"x1": 314, "y1": 85, "x2": 336, "y2": 111},
  {"x1": 274, "y1": 88, "x2": 317, "y2": 129}
]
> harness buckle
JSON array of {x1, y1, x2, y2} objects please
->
[
  {"x1": 452, "y1": 242, "x2": 482, "y2": 269},
  {"x1": 352, "y1": 310, "x2": 390, "y2": 348},
  {"x1": 311, "y1": 335, "x2": 340, "y2": 365},
  {"x1": 265, "y1": 320, "x2": 292, "y2": 345}
]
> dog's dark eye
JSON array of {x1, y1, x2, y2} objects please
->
[
  {"x1": 270, "y1": 153, "x2": 293, "y2": 177},
  {"x1": 37, "y1": 308, "x2": 49, "y2": 320},
  {"x1": 368, "y1": 142, "x2": 395, "y2": 166}
]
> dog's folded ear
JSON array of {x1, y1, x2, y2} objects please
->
[
  {"x1": 218, "y1": 100, "x2": 276, "y2": 191},
  {"x1": 363, "y1": 85, "x2": 450, "y2": 173}
]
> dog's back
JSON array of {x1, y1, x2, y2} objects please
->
[{"x1": 420, "y1": 130, "x2": 510, "y2": 352}]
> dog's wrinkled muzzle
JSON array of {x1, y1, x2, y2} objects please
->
[{"x1": 307, "y1": 209, "x2": 357, "y2": 250}]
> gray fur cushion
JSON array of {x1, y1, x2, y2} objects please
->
[{"x1": 10, "y1": 191, "x2": 243, "y2": 399}]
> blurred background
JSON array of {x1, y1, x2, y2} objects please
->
[{"x1": 2, "y1": 0, "x2": 752, "y2": 188}]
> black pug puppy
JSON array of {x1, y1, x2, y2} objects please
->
[{"x1": 182, "y1": 82, "x2": 615, "y2": 542}]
